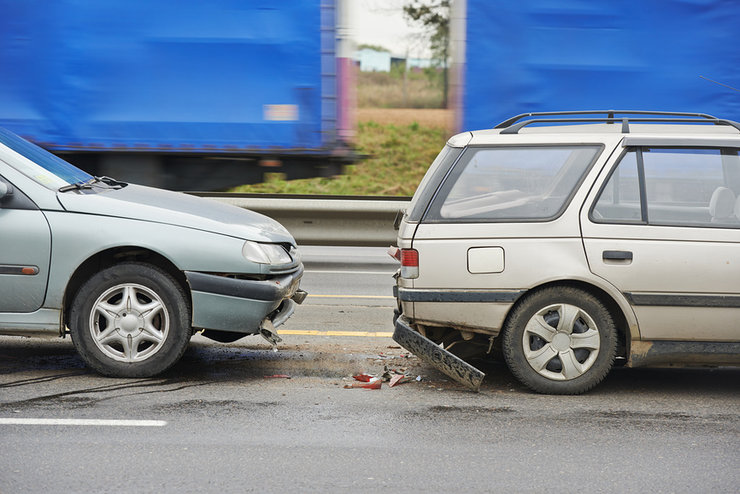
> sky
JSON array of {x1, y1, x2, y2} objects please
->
[{"x1": 348, "y1": 0, "x2": 430, "y2": 57}]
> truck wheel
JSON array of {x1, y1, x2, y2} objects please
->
[
  {"x1": 69, "y1": 263, "x2": 191, "y2": 377},
  {"x1": 502, "y1": 287, "x2": 617, "y2": 394}
]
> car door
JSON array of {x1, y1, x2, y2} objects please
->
[
  {"x1": 0, "y1": 174, "x2": 52, "y2": 312},
  {"x1": 582, "y1": 140, "x2": 740, "y2": 341}
]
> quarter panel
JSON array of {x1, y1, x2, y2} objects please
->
[{"x1": 412, "y1": 235, "x2": 590, "y2": 290}]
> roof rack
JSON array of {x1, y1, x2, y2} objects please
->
[{"x1": 494, "y1": 110, "x2": 740, "y2": 135}]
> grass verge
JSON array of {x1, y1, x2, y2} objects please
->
[{"x1": 231, "y1": 120, "x2": 451, "y2": 196}]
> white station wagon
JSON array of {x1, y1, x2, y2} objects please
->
[{"x1": 391, "y1": 111, "x2": 740, "y2": 394}]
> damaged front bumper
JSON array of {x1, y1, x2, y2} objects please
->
[
  {"x1": 185, "y1": 267, "x2": 306, "y2": 334},
  {"x1": 393, "y1": 315, "x2": 485, "y2": 392}
]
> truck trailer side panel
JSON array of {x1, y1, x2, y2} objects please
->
[
  {"x1": 454, "y1": 0, "x2": 740, "y2": 132},
  {"x1": 0, "y1": 0, "x2": 351, "y2": 189}
]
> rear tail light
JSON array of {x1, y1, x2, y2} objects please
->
[{"x1": 400, "y1": 248, "x2": 419, "y2": 279}]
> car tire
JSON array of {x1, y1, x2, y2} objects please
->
[
  {"x1": 502, "y1": 286, "x2": 617, "y2": 394},
  {"x1": 69, "y1": 263, "x2": 191, "y2": 378}
]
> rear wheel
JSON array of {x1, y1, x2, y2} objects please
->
[
  {"x1": 69, "y1": 263, "x2": 191, "y2": 377},
  {"x1": 502, "y1": 287, "x2": 617, "y2": 394}
]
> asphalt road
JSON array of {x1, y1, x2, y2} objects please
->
[{"x1": 1, "y1": 247, "x2": 738, "y2": 493}]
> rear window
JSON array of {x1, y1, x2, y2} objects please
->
[{"x1": 423, "y1": 145, "x2": 602, "y2": 222}]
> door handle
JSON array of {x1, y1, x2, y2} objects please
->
[{"x1": 603, "y1": 250, "x2": 633, "y2": 261}]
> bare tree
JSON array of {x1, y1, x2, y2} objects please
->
[{"x1": 403, "y1": 1, "x2": 450, "y2": 108}]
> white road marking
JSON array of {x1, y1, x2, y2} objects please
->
[{"x1": 0, "y1": 418, "x2": 167, "y2": 427}]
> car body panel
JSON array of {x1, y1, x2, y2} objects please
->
[
  {"x1": 0, "y1": 309, "x2": 61, "y2": 335},
  {"x1": 0, "y1": 208, "x2": 51, "y2": 312},
  {"x1": 55, "y1": 183, "x2": 294, "y2": 244}
]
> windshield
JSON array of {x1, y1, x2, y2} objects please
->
[{"x1": 0, "y1": 127, "x2": 93, "y2": 189}]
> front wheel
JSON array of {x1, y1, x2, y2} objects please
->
[
  {"x1": 502, "y1": 287, "x2": 617, "y2": 394},
  {"x1": 69, "y1": 263, "x2": 191, "y2": 377}
]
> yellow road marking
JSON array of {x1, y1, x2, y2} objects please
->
[
  {"x1": 279, "y1": 330, "x2": 394, "y2": 338},
  {"x1": 308, "y1": 294, "x2": 394, "y2": 299}
]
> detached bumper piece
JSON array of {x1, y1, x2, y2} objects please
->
[
  {"x1": 258, "y1": 291, "x2": 307, "y2": 349},
  {"x1": 393, "y1": 316, "x2": 485, "y2": 392}
]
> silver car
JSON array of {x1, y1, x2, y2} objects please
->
[
  {"x1": 391, "y1": 111, "x2": 740, "y2": 394},
  {"x1": 0, "y1": 127, "x2": 306, "y2": 377}
]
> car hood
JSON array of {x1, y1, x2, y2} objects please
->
[{"x1": 56, "y1": 184, "x2": 295, "y2": 244}]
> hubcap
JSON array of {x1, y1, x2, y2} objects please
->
[
  {"x1": 89, "y1": 283, "x2": 169, "y2": 363},
  {"x1": 521, "y1": 303, "x2": 600, "y2": 381}
]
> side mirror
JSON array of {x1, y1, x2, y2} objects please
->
[{"x1": 0, "y1": 181, "x2": 13, "y2": 202}]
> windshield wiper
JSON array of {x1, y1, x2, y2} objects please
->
[{"x1": 59, "y1": 176, "x2": 127, "y2": 192}]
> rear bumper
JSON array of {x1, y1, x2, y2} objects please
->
[
  {"x1": 393, "y1": 315, "x2": 485, "y2": 392},
  {"x1": 185, "y1": 267, "x2": 305, "y2": 333},
  {"x1": 394, "y1": 285, "x2": 522, "y2": 335}
]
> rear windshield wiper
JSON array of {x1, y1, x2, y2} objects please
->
[{"x1": 59, "y1": 176, "x2": 127, "y2": 192}]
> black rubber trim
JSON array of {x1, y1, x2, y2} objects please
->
[
  {"x1": 624, "y1": 292, "x2": 740, "y2": 308},
  {"x1": 630, "y1": 340, "x2": 740, "y2": 367},
  {"x1": 185, "y1": 266, "x2": 303, "y2": 302},
  {"x1": 398, "y1": 288, "x2": 524, "y2": 303}
]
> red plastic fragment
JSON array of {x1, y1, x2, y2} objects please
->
[
  {"x1": 352, "y1": 374, "x2": 375, "y2": 382},
  {"x1": 344, "y1": 377, "x2": 382, "y2": 389}
]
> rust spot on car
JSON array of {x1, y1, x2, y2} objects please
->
[{"x1": 627, "y1": 340, "x2": 653, "y2": 367}]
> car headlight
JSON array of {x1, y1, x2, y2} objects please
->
[{"x1": 242, "y1": 241, "x2": 293, "y2": 265}]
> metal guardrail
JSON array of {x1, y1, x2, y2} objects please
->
[{"x1": 196, "y1": 193, "x2": 411, "y2": 246}]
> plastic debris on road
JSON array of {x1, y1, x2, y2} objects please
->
[
  {"x1": 352, "y1": 373, "x2": 375, "y2": 382},
  {"x1": 389, "y1": 374, "x2": 413, "y2": 387},
  {"x1": 343, "y1": 366, "x2": 421, "y2": 390},
  {"x1": 344, "y1": 376, "x2": 382, "y2": 389}
]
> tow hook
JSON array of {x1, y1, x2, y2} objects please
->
[{"x1": 292, "y1": 289, "x2": 308, "y2": 304}]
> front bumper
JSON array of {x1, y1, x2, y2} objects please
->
[{"x1": 185, "y1": 266, "x2": 306, "y2": 334}]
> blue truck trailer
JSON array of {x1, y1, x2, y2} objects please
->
[
  {"x1": 0, "y1": 0, "x2": 355, "y2": 190},
  {"x1": 451, "y1": 0, "x2": 740, "y2": 132}
]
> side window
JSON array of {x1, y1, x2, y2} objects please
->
[
  {"x1": 424, "y1": 145, "x2": 602, "y2": 222},
  {"x1": 593, "y1": 151, "x2": 642, "y2": 222},
  {"x1": 593, "y1": 147, "x2": 740, "y2": 227}
]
